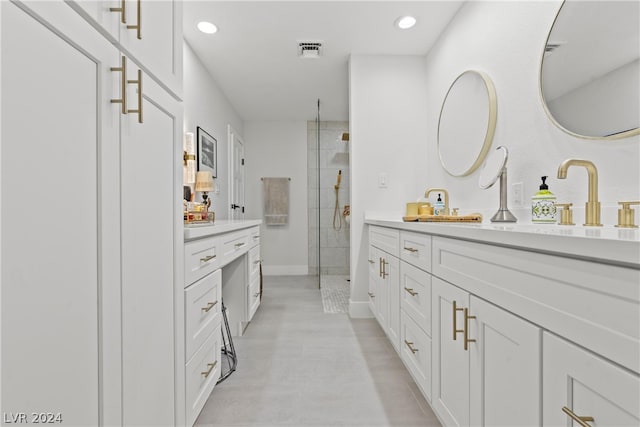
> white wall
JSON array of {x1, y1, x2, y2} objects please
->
[
  {"x1": 349, "y1": 1, "x2": 640, "y2": 315},
  {"x1": 244, "y1": 121, "x2": 309, "y2": 275},
  {"x1": 183, "y1": 41, "x2": 244, "y2": 219},
  {"x1": 349, "y1": 55, "x2": 429, "y2": 316}
]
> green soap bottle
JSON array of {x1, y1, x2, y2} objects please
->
[{"x1": 531, "y1": 176, "x2": 556, "y2": 223}]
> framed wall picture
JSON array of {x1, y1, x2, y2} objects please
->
[{"x1": 197, "y1": 126, "x2": 217, "y2": 178}]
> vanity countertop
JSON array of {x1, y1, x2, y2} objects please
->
[
  {"x1": 365, "y1": 214, "x2": 640, "y2": 269},
  {"x1": 184, "y1": 219, "x2": 262, "y2": 241}
]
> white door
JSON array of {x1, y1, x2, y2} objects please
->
[
  {"x1": 543, "y1": 332, "x2": 640, "y2": 427},
  {"x1": 120, "y1": 66, "x2": 181, "y2": 426},
  {"x1": 469, "y1": 296, "x2": 542, "y2": 426},
  {"x1": 432, "y1": 277, "x2": 470, "y2": 427},
  {"x1": 1, "y1": 1, "x2": 119, "y2": 423},
  {"x1": 229, "y1": 125, "x2": 245, "y2": 220}
]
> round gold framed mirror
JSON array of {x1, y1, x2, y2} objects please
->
[{"x1": 437, "y1": 70, "x2": 498, "y2": 177}]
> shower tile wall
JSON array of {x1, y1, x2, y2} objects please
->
[{"x1": 308, "y1": 121, "x2": 350, "y2": 276}]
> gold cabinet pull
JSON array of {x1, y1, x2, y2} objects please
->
[
  {"x1": 109, "y1": 0, "x2": 126, "y2": 23},
  {"x1": 404, "y1": 287, "x2": 418, "y2": 297},
  {"x1": 126, "y1": 0, "x2": 142, "y2": 39},
  {"x1": 110, "y1": 55, "x2": 127, "y2": 114},
  {"x1": 127, "y1": 69, "x2": 143, "y2": 123},
  {"x1": 404, "y1": 340, "x2": 419, "y2": 354},
  {"x1": 368, "y1": 259, "x2": 375, "y2": 264},
  {"x1": 201, "y1": 301, "x2": 218, "y2": 313},
  {"x1": 199, "y1": 254, "x2": 216, "y2": 263},
  {"x1": 463, "y1": 307, "x2": 476, "y2": 351},
  {"x1": 381, "y1": 259, "x2": 388, "y2": 278},
  {"x1": 562, "y1": 407, "x2": 594, "y2": 427},
  {"x1": 235, "y1": 242, "x2": 246, "y2": 249},
  {"x1": 452, "y1": 300, "x2": 464, "y2": 341},
  {"x1": 379, "y1": 257, "x2": 383, "y2": 278},
  {"x1": 368, "y1": 292, "x2": 375, "y2": 299},
  {"x1": 403, "y1": 247, "x2": 418, "y2": 253},
  {"x1": 201, "y1": 361, "x2": 217, "y2": 378}
]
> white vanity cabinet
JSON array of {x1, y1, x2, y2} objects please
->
[
  {"x1": 1, "y1": 1, "x2": 182, "y2": 425},
  {"x1": 67, "y1": 0, "x2": 183, "y2": 97}
]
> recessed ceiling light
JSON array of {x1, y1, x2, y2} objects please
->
[
  {"x1": 197, "y1": 21, "x2": 218, "y2": 34},
  {"x1": 395, "y1": 16, "x2": 417, "y2": 30}
]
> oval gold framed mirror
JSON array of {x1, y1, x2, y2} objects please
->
[{"x1": 437, "y1": 70, "x2": 498, "y2": 177}]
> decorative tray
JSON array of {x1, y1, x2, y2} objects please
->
[{"x1": 403, "y1": 213, "x2": 482, "y2": 223}]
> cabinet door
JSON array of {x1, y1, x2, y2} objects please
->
[
  {"x1": 120, "y1": 66, "x2": 182, "y2": 426},
  {"x1": 1, "y1": 1, "x2": 119, "y2": 424},
  {"x1": 66, "y1": 0, "x2": 121, "y2": 40},
  {"x1": 432, "y1": 278, "x2": 470, "y2": 427},
  {"x1": 385, "y1": 254, "x2": 400, "y2": 352},
  {"x1": 544, "y1": 333, "x2": 640, "y2": 427},
  {"x1": 368, "y1": 245, "x2": 378, "y2": 318},
  {"x1": 469, "y1": 296, "x2": 542, "y2": 426}
]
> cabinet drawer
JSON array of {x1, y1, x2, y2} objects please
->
[
  {"x1": 400, "y1": 261, "x2": 432, "y2": 336},
  {"x1": 184, "y1": 237, "x2": 221, "y2": 286},
  {"x1": 248, "y1": 245, "x2": 261, "y2": 282},
  {"x1": 400, "y1": 310, "x2": 432, "y2": 401},
  {"x1": 432, "y1": 236, "x2": 640, "y2": 373},
  {"x1": 185, "y1": 269, "x2": 221, "y2": 360},
  {"x1": 221, "y1": 230, "x2": 250, "y2": 265},
  {"x1": 543, "y1": 332, "x2": 639, "y2": 426},
  {"x1": 248, "y1": 276, "x2": 261, "y2": 321},
  {"x1": 400, "y1": 231, "x2": 431, "y2": 272},
  {"x1": 369, "y1": 226, "x2": 399, "y2": 256},
  {"x1": 249, "y1": 226, "x2": 261, "y2": 247},
  {"x1": 186, "y1": 328, "x2": 221, "y2": 427}
]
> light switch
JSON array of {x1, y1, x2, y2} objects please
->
[{"x1": 378, "y1": 173, "x2": 388, "y2": 188}]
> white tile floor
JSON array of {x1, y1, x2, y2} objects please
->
[{"x1": 195, "y1": 275, "x2": 441, "y2": 427}]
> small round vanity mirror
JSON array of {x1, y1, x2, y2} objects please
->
[
  {"x1": 540, "y1": 0, "x2": 639, "y2": 139},
  {"x1": 438, "y1": 70, "x2": 498, "y2": 177},
  {"x1": 478, "y1": 146, "x2": 508, "y2": 189}
]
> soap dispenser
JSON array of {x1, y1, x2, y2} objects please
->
[
  {"x1": 434, "y1": 194, "x2": 446, "y2": 216},
  {"x1": 531, "y1": 176, "x2": 556, "y2": 223}
]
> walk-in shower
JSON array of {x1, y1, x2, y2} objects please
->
[{"x1": 308, "y1": 101, "x2": 350, "y2": 297}]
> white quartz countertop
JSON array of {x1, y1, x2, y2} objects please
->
[
  {"x1": 365, "y1": 214, "x2": 640, "y2": 269},
  {"x1": 184, "y1": 219, "x2": 262, "y2": 241}
]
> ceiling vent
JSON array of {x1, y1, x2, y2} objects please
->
[{"x1": 298, "y1": 42, "x2": 323, "y2": 59}]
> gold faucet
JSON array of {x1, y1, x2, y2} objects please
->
[
  {"x1": 557, "y1": 159, "x2": 602, "y2": 226},
  {"x1": 425, "y1": 188, "x2": 449, "y2": 215}
]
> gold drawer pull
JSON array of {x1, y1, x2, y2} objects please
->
[
  {"x1": 235, "y1": 242, "x2": 246, "y2": 249},
  {"x1": 381, "y1": 259, "x2": 389, "y2": 278},
  {"x1": 127, "y1": 69, "x2": 143, "y2": 123},
  {"x1": 453, "y1": 300, "x2": 464, "y2": 341},
  {"x1": 201, "y1": 301, "x2": 218, "y2": 313},
  {"x1": 368, "y1": 292, "x2": 375, "y2": 299},
  {"x1": 126, "y1": 0, "x2": 142, "y2": 39},
  {"x1": 201, "y1": 361, "x2": 217, "y2": 378},
  {"x1": 200, "y1": 254, "x2": 216, "y2": 263},
  {"x1": 404, "y1": 340, "x2": 419, "y2": 354},
  {"x1": 463, "y1": 307, "x2": 476, "y2": 351},
  {"x1": 404, "y1": 287, "x2": 418, "y2": 297},
  {"x1": 404, "y1": 247, "x2": 418, "y2": 253},
  {"x1": 110, "y1": 56, "x2": 128, "y2": 114},
  {"x1": 109, "y1": 0, "x2": 126, "y2": 23},
  {"x1": 253, "y1": 235, "x2": 260, "y2": 240},
  {"x1": 368, "y1": 259, "x2": 375, "y2": 264},
  {"x1": 562, "y1": 407, "x2": 594, "y2": 427}
]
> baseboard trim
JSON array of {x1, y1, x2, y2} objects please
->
[
  {"x1": 262, "y1": 265, "x2": 308, "y2": 276},
  {"x1": 349, "y1": 300, "x2": 374, "y2": 318}
]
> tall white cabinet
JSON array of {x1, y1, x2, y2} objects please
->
[{"x1": 1, "y1": 1, "x2": 183, "y2": 425}]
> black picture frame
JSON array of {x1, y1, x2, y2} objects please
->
[{"x1": 197, "y1": 126, "x2": 217, "y2": 178}]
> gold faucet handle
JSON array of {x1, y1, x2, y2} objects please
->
[
  {"x1": 616, "y1": 201, "x2": 640, "y2": 228},
  {"x1": 556, "y1": 203, "x2": 575, "y2": 226}
]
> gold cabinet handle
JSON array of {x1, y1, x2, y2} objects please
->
[
  {"x1": 368, "y1": 259, "x2": 375, "y2": 264},
  {"x1": 368, "y1": 292, "x2": 375, "y2": 299},
  {"x1": 235, "y1": 242, "x2": 246, "y2": 249},
  {"x1": 126, "y1": 0, "x2": 142, "y2": 39},
  {"x1": 109, "y1": 0, "x2": 126, "y2": 23},
  {"x1": 562, "y1": 407, "x2": 594, "y2": 427},
  {"x1": 253, "y1": 235, "x2": 260, "y2": 240},
  {"x1": 379, "y1": 257, "x2": 383, "y2": 278},
  {"x1": 127, "y1": 69, "x2": 143, "y2": 123},
  {"x1": 201, "y1": 301, "x2": 218, "y2": 313},
  {"x1": 403, "y1": 247, "x2": 418, "y2": 253},
  {"x1": 201, "y1": 361, "x2": 217, "y2": 378},
  {"x1": 199, "y1": 254, "x2": 216, "y2": 263},
  {"x1": 382, "y1": 259, "x2": 388, "y2": 278},
  {"x1": 404, "y1": 287, "x2": 418, "y2": 297},
  {"x1": 463, "y1": 307, "x2": 476, "y2": 351},
  {"x1": 452, "y1": 300, "x2": 464, "y2": 341},
  {"x1": 404, "y1": 340, "x2": 419, "y2": 354},
  {"x1": 110, "y1": 55, "x2": 128, "y2": 114}
]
